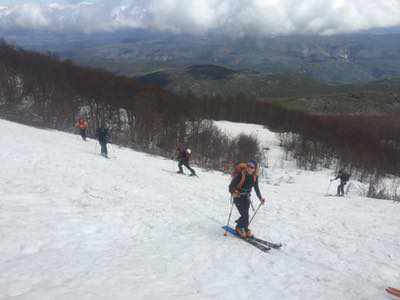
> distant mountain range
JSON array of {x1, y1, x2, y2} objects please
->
[
  {"x1": 135, "y1": 65, "x2": 332, "y2": 99},
  {"x1": 2, "y1": 28, "x2": 400, "y2": 84},
  {"x1": 134, "y1": 64, "x2": 400, "y2": 115},
  {"x1": 2, "y1": 28, "x2": 400, "y2": 115}
]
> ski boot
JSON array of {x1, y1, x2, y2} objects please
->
[
  {"x1": 245, "y1": 229, "x2": 254, "y2": 238},
  {"x1": 235, "y1": 226, "x2": 247, "y2": 238}
]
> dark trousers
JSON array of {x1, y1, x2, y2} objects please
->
[
  {"x1": 337, "y1": 181, "x2": 347, "y2": 196},
  {"x1": 234, "y1": 196, "x2": 251, "y2": 230},
  {"x1": 79, "y1": 128, "x2": 87, "y2": 141},
  {"x1": 178, "y1": 160, "x2": 195, "y2": 175},
  {"x1": 100, "y1": 142, "x2": 108, "y2": 157}
]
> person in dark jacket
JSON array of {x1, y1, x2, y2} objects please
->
[
  {"x1": 331, "y1": 170, "x2": 350, "y2": 196},
  {"x1": 229, "y1": 159, "x2": 265, "y2": 238},
  {"x1": 176, "y1": 144, "x2": 196, "y2": 176},
  {"x1": 97, "y1": 127, "x2": 109, "y2": 158}
]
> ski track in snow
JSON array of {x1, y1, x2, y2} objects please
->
[{"x1": 0, "y1": 119, "x2": 399, "y2": 300}]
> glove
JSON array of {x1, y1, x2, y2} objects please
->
[
  {"x1": 260, "y1": 197, "x2": 266, "y2": 205},
  {"x1": 232, "y1": 190, "x2": 240, "y2": 198}
]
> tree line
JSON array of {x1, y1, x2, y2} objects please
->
[
  {"x1": 203, "y1": 96, "x2": 400, "y2": 199},
  {"x1": 2, "y1": 40, "x2": 400, "y2": 199},
  {"x1": 0, "y1": 41, "x2": 261, "y2": 171}
]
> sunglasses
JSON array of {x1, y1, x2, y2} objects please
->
[{"x1": 247, "y1": 164, "x2": 255, "y2": 169}]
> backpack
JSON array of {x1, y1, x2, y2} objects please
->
[
  {"x1": 342, "y1": 172, "x2": 350, "y2": 181},
  {"x1": 186, "y1": 148, "x2": 192, "y2": 159},
  {"x1": 231, "y1": 163, "x2": 248, "y2": 178},
  {"x1": 231, "y1": 162, "x2": 260, "y2": 178},
  {"x1": 177, "y1": 145, "x2": 191, "y2": 160},
  {"x1": 230, "y1": 162, "x2": 258, "y2": 196},
  {"x1": 78, "y1": 119, "x2": 87, "y2": 129},
  {"x1": 98, "y1": 128, "x2": 108, "y2": 143}
]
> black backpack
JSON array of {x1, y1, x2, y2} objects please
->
[{"x1": 342, "y1": 172, "x2": 350, "y2": 181}]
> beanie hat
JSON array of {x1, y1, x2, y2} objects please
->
[{"x1": 247, "y1": 159, "x2": 257, "y2": 168}]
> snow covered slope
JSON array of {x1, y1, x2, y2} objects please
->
[{"x1": 0, "y1": 119, "x2": 399, "y2": 300}]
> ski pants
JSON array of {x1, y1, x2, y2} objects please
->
[
  {"x1": 178, "y1": 160, "x2": 195, "y2": 175},
  {"x1": 100, "y1": 142, "x2": 108, "y2": 157},
  {"x1": 79, "y1": 128, "x2": 87, "y2": 141},
  {"x1": 337, "y1": 181, "x2": 347, "y2": 196},
  {"x1": 234, "y1": 195, "x2": 251, "y2": 230}
]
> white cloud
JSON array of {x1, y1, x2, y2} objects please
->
[{"x1": 1, "y1": 0, "x2": 400, "y2": 35}]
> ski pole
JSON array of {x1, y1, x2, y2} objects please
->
[
  {"x1": 223, "y1": 197, "x2": 234, "y2": 236},
  {"x1": 249, "y1": 202, "x2": 262, "y2": 226},
  {"x1": 326, "y1": 181, "x2": 332, "y2": 195},
  {"x1": 250, "y1": 198, "x2": 255, "y2": 211},
  {"x1": 109, "y1": 144, "x2": 115, "y2": 159}
]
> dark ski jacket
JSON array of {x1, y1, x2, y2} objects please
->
[
  {"x1": 229, "y1": 172, "x2": 262, "y2": 199},
  {"x1": 335, "y1": 172, "x2": 350, "y2": 183},
  {"x1": 177, "y1": 147, "x2": 190, "y2": 162},
  {"x1": 97, "y1": 128, "x2": 109, "y2": 144}
]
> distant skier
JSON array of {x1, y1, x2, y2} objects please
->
[
  {"x1": 176, "y1": 144, "x2": 196, "y2": 176},
  {"x1": 331, "y1": 170, "x2": 350, "y2": 196},
  {"x1": 229, "y1": 160, "x2": 265, "y2": 238},
  {"x1": 96, "y1": 126, "x2": 109, "y2": 158},
  {"x1": 75, "y1": 117, "x2": 88, "y2": 141}
]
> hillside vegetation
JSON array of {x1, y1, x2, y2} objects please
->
[
  {"x1": 137, "y1": 64, "x2": 400, "y2": 115},
  {"x1": 136, "y1": 65, "x2": 331, "y2": 99},
  {"x1": 1, "y1": 42, "x2": 400, "y2": 191}
]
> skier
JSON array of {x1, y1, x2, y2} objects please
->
[
  {"x1": 331, "y1": 170, "x2": 350, "y2": 196},
  {"x1": 75, "y1": 117, "x2": 88, "y2": 141},
  {"x1": 176, "y1": 144, "x2": 196, "y2": 176},
  {"x1": 229, "y1": 159, "x2": 266, "y2": 238},
  {"x1": 96, "y1": 126, "x2": 109, "y2": 158}
]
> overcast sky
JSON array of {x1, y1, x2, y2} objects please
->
[
  {"x1": 1, "y1": 0, "x2": 400, "y2": 35},
  {"x1": 0, "y1": 0, "x2": 83, "y2": 4}
]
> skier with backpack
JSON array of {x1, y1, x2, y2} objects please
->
[
  {"x1": 176, "y1": 144, "x2": 196, "y2": 176},
  {"x1": 331, "y1": 170, "x2": 350, "y2": 196},
  {"x1": 229, "y1": 160, "x2": 266, "y2": 238},
  {"x1": 96, "y1": 126, "x2": 109, "y2": 158},
  {"x1": 75, "y1": 117, "x2": 88, "y2": 141}
]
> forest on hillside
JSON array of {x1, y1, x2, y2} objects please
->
[
  {"x1": 1, "y1": 42, "x2": 400, "y2": 199},
  {"x1": 0, "y1": 41, "x2": 261, "y2": 171}
]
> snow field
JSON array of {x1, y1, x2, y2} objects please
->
[{"x1": 0, "y1": 119, "x2": 399, "y2": 299}]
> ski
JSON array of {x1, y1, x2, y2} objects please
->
[
  {"x1": 250, "y1": 236, "x2": 282, "y2": 249},
  {"x1": 244, "y1": 237, "x2": 271, "y2": 252},
  {"x1": 222, "y1": 226, "x2": 270, "y2": 252},
  {"x1": 223, "y1": 226, "x2": 281, "y2": 249},
  {"x1": 161, "y1": 169, "x2": 198, "y2": 177},
  {"x1": 387, "y1": 287, "x2": 400, "y2": 298}
]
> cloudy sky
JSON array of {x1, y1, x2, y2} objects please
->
[{"x1": 0, "y1": 0, "x2": 400, "y2": 35}]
